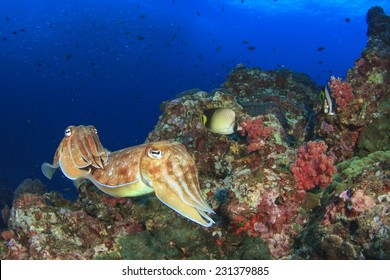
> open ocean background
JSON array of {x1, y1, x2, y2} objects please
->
[{"x1": 0, "y1": 0, "x2": 389, "y2": 200}]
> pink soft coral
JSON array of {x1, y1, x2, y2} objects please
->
[
  {"x1": 328, "y1": 76, "x2": 354, "y2": 107},
  {"x1": 350, "y1": 190, "x2": 375, "y2": 213},
  {"x1": 290, "y1": 141, "x2": 336, "y2": 191},
  {"x1": 239, "y1": 117, "x2": 272, "y2": 152}
]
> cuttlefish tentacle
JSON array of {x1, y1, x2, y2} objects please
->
[
  {"x1": 81, "y1": 125, "x2": 108, "y2": 168},
  {"x1": 41, "y1": 125, "x2": 108, "y2": 180},
  {"x1": 140, "y1": 142, "x2": 215, "y2": 227}
]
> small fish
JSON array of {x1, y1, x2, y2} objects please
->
[
  {"x1": 242, "y1": 40, "x2": 249, "y2": 44},
  {"x1": 65, "y1": 53, "x2": 72, "y2": 60},
  {"x1": 318, "y1": 61, "x2": 323, "y2": 64},
  {"x1": 320, "y1": 87, "x2": 336, "y2": 115},
  {"x1": 5, "y1": 16, "x2": 9, "y2": 22},
  {"x1": 345, "y1": 17, "x2": 351, "y2": 23},
  {"x1": 247, "y1": 46, "x2": 256, "y2": 51},
  {"x1": 317, "y1": 46, "x2": 325, "y2": 51},
  {"x1": 241, "y1": 0, "x2": 244, "y2": 3},
  {"x1": 200, "y1": 108, "x2": 238, "y2": 135},
  {"x1": 20, "y1": 28, "x2": 26, "y2": 32},
  {"x1": 137, "y1": 35, "x2": 144, "y2": 40},
  {"x1": 216, "y1": 46, "x2": 221, "y2": 52},
  {"x1": 140, "y1": 15, "x2": 146, "y2": 19},
  {"x1": 196, "y1": 11, "x2": 200, "y2": 16}
]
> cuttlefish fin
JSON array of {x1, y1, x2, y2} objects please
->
[
  {"x1": 41, "y1": 162, "x2": 59, "y2": 179},
  {"x1": 154, "y1": 183, "x2": 214, "y2": 227}
]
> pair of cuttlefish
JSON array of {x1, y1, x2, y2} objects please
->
[{"x1": 42, "y1": 125, "x2": 214, "y2": 227}]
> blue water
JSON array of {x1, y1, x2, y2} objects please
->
[{"x1": 0, "y1": 0, "x2": 389, "y2": 200}]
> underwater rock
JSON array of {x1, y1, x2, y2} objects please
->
[
  {"x1": 13, "y1": 178, "x2": 46, "y2": 200},
  {"x1": 356, "y1": 98, "x2": 390, "y2": 155},
  {"x1": 366, "y1": 6, "x2": 390, "y2": 48},
  {"x1": 1, "y1": 181, "x2": 273, "y2": 259},
  {"x1": 222, "y1": 65, "x2": 320, "y2": 143}
]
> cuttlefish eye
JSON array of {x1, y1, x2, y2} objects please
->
[
  {"x1": 147, "y1": 148, "x2": 163, "y2": 159},
  {"x1": 65, "y1": 127, "x2": 72, "y2": 137}
]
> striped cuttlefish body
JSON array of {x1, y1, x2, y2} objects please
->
[{"x1": 42, "y1": 125, "x2": 214, "y2": 227}]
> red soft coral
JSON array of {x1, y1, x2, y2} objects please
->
[
  {"x1": 239, "y1": 117, "x2": 272, "y2": 152},
  {"x1": 290, "y1": 141, "x2": 336, "y2": 191},
  {"x1": 328, "y1": 76, "x2": 354, "y2": 107}
]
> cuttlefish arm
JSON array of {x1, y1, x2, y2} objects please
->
[
  {"x1": 140, "y1": 141, "x2": 214, "y2": 227},
  {"x1": 42, "y1": 125, "x2": 108, "y2": 180}
]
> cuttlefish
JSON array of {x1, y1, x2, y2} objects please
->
[{"x1": 42, "y1": 125, "x2": 214, "y2": 227}]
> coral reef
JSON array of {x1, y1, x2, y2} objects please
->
[
  {"x1": 0, "y1": 6, "x2": 389, "y2": 260},
  {"x1": 1, "y1": 184, "x2": 271, "y2": 259},
  {"x1": 293, "y1": 151, "x2": 390, "y2": 259},
  {"x1": 316, "y1": 6, "x2": 390, "y2": 161}
]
